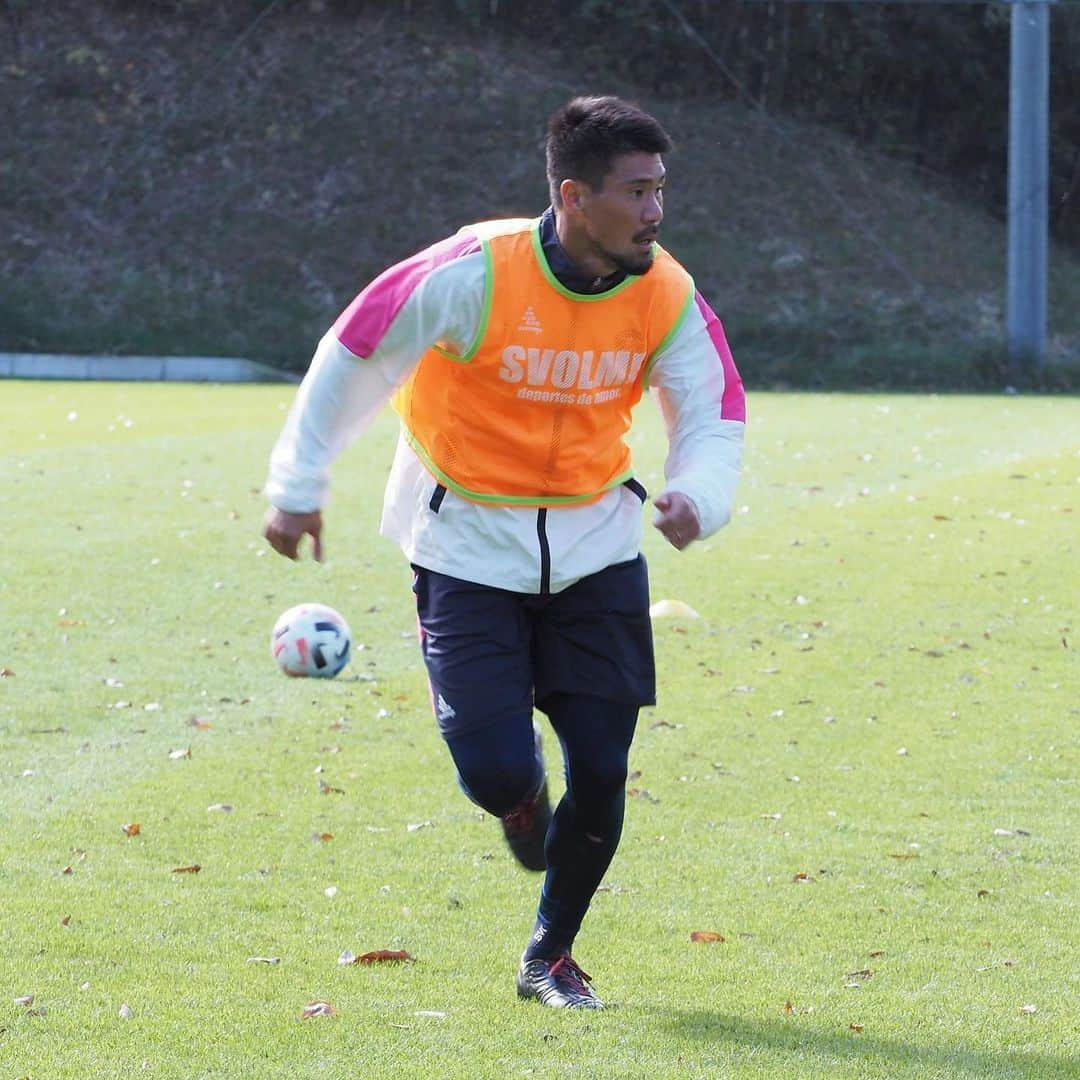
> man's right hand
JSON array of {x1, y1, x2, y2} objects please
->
[{"x1": 262, "y1": 507, "x2": 324, "y2": 562}]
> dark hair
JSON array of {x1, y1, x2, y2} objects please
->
[{"x1": 545, "y1": 96, "x2": 673, "y2": 207}]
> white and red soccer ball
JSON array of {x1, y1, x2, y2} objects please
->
[{"x1": 271, "y1": 603, "x2": 351, "y2": 678}]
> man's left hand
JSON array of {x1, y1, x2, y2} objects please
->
[{"x1": 653, "y1": 492, "x2": 700, "y2": 551}]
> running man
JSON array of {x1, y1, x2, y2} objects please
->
[{"x1": 263, "y1": 95, "x2": 745, "y2": 1009}]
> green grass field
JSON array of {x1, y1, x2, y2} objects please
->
[{"x1": 1, "y1": 381, "x2": 1076, "y2": 1079}]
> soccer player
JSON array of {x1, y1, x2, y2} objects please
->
[{"x1": 263, "y1": 95, "x2": 745, "y2": 1009}]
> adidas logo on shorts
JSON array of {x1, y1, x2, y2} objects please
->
[{"x1": 436, "y1": 693, "x2": 457, "y2": 721}]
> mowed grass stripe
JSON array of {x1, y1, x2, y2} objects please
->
[{"x1": 1, "y1": 382, "x2": 1077, "y2": 1079}]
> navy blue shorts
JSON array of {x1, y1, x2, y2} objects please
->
[{"x1": 412, "y1": 556, "x2": 656, "y2": 738}]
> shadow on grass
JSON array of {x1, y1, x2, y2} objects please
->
[{"x1": 660, "y1": 1009, "x2": 1075, "y2": 1079}]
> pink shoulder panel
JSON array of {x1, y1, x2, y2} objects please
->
[
  {"x1": 333, "y1": 229, "x2": 483, "y2": 358},
  {"x1": 695, "y1": 292, "x2": 746, "y2": 423}
]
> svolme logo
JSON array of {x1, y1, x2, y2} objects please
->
[
  {"x1": 498, "y1": 345, "x2": 647, "y2": 406},
  {"x1": 499, "y1": 346, "x2": 646, "y2": 389}
]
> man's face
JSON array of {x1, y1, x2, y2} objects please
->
[{"x1": 576, "y1": 151, "x2": 666, "y2": 276}]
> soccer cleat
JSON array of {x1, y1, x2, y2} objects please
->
[
  {"x1": 516, "y1": 954, "x2": 604, "y2": 1010},
  {"x1": 500, "y1": 723, "x2": 550, "y2": 871}
]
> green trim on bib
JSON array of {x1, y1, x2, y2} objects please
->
[
  {"x1": 530, "y1": 219, "x2": 639, "y2": 302},
  {"x1": 404, "y1": 427, "x2": 634, "y2": 506},
  {"x1": 430, "y1": 239, "x2": 495, "y2": 363},
  {"x1": 643, "y1": 274, "x2": 696, "y2": 388}
]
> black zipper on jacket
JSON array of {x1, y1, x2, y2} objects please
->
[{"x1": 536, "y1": 508, "x2": 551, "y2": 594}]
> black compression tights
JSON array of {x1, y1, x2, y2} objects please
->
[{"x1": 445, "y1": 693, "x2": 639, "y2": 958}]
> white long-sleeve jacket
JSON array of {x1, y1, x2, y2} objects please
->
[{"x1": 265, "y1": 221, "x2": 746, "y2": 595}]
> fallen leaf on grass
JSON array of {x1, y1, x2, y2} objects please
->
[
  {"x1": 171, "y1": 864, "x2": 201, "y2": 874},
  {"x1": 0, "y1": 667, "x2": 15, "y2": 677},
  {"x1": 187, "y1": 716, "x2": 212, "y2": 730},
  {"x1": 62, "y1": 865, "x2": 73, "y2": 875},
  {"x1": 122, "y1": 823, "x2": 141, "y2": 836},
  {"x1": 118, "y1": 1003, "x2": 134, "y2": 1019},
  {"x1": 1019, "y1": 1004, "x2": 1037, "y2": 1015},
  {"x1": 313, "y1": 832, "x2": 334, "y2": 842},
  {"x1": 888, "y1": 852, "x2": 919, "y2": 860},
  {"x1": 61, "y1": 915, "x2": 71, "y2": 926},
  {"x1": 690, "y1": 931, "x2": 726, "y2": 943},
  {"x1": 14, "y1": 995, "x2": 34, "y2": 1007},
  {"x1": 319, "y1": 779, "x2": 345, "y2": 795},
  {"x1": 868, "y1": 950, "x2": 886, "y2": 959},
  {"x1": 783, "y1": 1001, "x2": 794, "y2": 1014},
  {"x1": 849, "y1": 1023, "x2": 865, "y2": 1033},
  {"x1": 793, "y1": 872, "x2": 815, "y2": 884},
  {"x1": 845, "y1": 969, "x2": 875, "y2": 981},
  {"x1": 977, "y1": 959, "x2": 1018, "y2": 972},
  {"x1": 246, "y1": 956, "x2": 281, "y2": 965},
  {"x1": 168, "y1": 747, "x2": 191, "y2": 760},
  {"x1": 339, "y1": 949, "x2": 416, "y2": 965},
  {"x1": 302, "y1": 1000, "x2": 336, "y2": 1019},
  {"x1": 357, "y1": 950, "x2": 416, "y2": 964}
]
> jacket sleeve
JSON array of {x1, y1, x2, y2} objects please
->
[
  {"x1": 647, "y1": 290, "x2": 746, "y2": 538},
  {"x1": 264, "y1": 234, "x2": 487, "y2": 513}
]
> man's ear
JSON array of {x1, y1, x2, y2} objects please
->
[{"x1": 559, "y1": 177, "x2": 588, "y2": 215}]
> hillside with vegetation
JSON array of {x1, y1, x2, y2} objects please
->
[{"x1": 2, "y1": 1, "x2": 1078, "y2": 389}]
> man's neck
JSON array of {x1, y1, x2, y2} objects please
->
[
  {"x1": 543, "y1": 208, "x2": 625, "y2": 295},
  {"x1": 553, "y1": 207, "x2": 621, "y2": 281}
]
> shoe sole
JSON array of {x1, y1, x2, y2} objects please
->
[{"x1": 516, "y1": 974, "x2": 604, "y2": 1009}]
